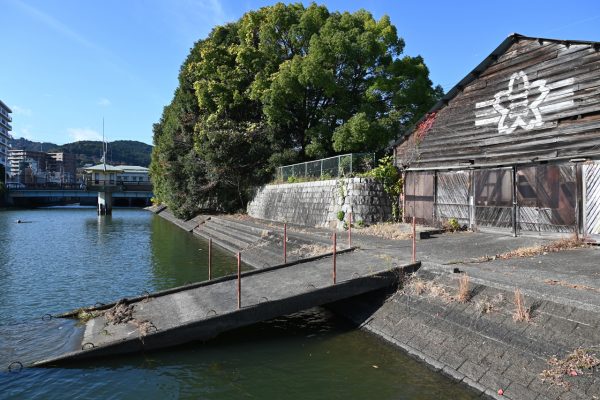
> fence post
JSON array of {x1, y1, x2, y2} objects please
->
[
  {"x1": 333, "y1": 232, "x2": 337, "y2": 284},
  {"x1": 412, "y1": 217, "x2": 416, "y2": 263},
  {"x1": 208, "y1": 238, "x2": 212, "y2": 280},
  {"x1": 284, "y1": 223, "x2": 287, "y2": 264},
  {"x1": 237, "y1": 252, "x2": 241, "y2": 309}
]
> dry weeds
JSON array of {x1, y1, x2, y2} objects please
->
[
  {"x1": 474, "y1": 294, "x2": 504, "y2": 314},
  {"x1": 540, "y1": 348, "x2": 600, "y2": 388},
  {"x1": 544, "y1": 279, "x2": 600, "y2": 293},
  {"x1": 512, "y1": 289, "x2": 530, "y2": 322},
  {"x1": 403, "y1": 276, "x2": 454, "y2": 302},
  {"x1": 456, "y1": 274, "x2": 471, "y2": 303},
  {"x1": 104, "y1": 300, "x2": 135, "y2": 325},
  {"x1": 496, "y1": 237, "x2": 587, "y2": 260},
  {"x1": 354, "y1": 223, "x2": 412, "y2": 240},
  {"x1": 290, "y1": 243, "x2": 331, "y2": 258}
]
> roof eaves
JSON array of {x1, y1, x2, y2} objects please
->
[{"x1": 391, "y1": 33, "x2": 600, "y2": 148}]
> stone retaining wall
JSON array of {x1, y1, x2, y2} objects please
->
[{"x1": 247, "y1": 178, "x2": 392, "y2": 228}]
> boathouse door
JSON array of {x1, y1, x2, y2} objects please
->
[{"x1": 473, "y1": 168, "x2": 514, "y2": 232}]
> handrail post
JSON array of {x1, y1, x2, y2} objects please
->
[
  {"x1": 333, "y1": 232, "x2": 337, "y2": 284},
  {"x1": 284, "y1": 223, "x2": 287, "y2": 264},
  {"x1": 237, "y1": 252, "x2": 241, "y2": 309},
  {"x1": 412, "y1": 217, "x2": 416, "y2": 263},
  {"x1": 208, "y1": 238, "x2": 212, "y2": 280}
]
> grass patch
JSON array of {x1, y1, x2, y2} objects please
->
[
  {"x1": 76, "y1": 309, "x2": 101, "y2": 324},
  {"x1": 540, "y1": 347, "x2": 600, "y2": 388}
]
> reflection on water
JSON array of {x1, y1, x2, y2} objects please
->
[{"x1": 0, "y1": 208, "x2": 477, "y2": 399}]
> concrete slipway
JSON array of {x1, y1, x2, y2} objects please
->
[{"x1": 33, "y1": 241, "x2": 418, "y2": 366}]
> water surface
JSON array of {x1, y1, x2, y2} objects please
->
[{"x1": 0, "y1": 207, "x2": 477, "y2": 399}]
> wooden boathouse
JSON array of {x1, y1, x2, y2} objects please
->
[{"x1": 394, "y1": 34, "x2": 600, "y2": 241}]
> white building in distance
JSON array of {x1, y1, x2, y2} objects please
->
[{"x1": 0, "y1": 100, "x2": 12, "y2": 178}]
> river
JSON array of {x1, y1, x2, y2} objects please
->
[{"x1": 0, "y1": 207, "x2": 477, "y2": 399}]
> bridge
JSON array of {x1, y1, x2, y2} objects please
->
[
  {"x1": 5, "y1": 182, "x2": 153, "y2": 207},
  {"x1": 30, "y1": 215, "x2": 420, "y2": 366}
]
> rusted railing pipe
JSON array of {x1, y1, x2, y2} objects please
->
[
  {"x1": 237, "y1": 252, "x2": 241, "y2": 309},
  {"x1": 333, "y1": 232, "x2": 337, "y2": 284},
  {"x1": 208, "y1": 238, "x2": 212, "y2": 280},
  {"x1": 412, "y1": 217, "x2": 416, "y2": 263},
  {"x1": 284, "y1": 223, "x2": 287, "y2": 264}
]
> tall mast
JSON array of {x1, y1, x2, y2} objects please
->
[{"x1": 102, "y1": 118, "x2": 106, "y2": 172}]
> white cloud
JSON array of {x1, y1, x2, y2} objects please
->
[
  {"x1": 67, "y1": 128, "x2": 103, "y2": 142},
  {"x1": 12, "y1": 105, "x2": 33, "y2": 117},
  {"x1": 97, "y1": 98, "x2": 111, "y2": 107}
]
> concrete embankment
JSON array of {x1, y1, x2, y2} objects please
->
[{"x1": 153, "y1": 208, "x2": 600, "y2": 399}]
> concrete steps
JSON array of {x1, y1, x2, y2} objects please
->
[
  {"x1": 194, "y1": 224, "x2": 252, "y2": 253},
  {"x1": 210, "y1": 216, "x2": 271, "y2": 237},
  {"x1": 204, "y1": 219, "x2": 264, "y2": 245}
]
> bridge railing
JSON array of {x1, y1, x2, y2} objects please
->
[{"x1": 6, "y1": 180, "x2": 153, "y2": 191}]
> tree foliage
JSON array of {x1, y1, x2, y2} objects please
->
[{"x1": 151, "y1": 3, "x2": 442, "y2": 218}]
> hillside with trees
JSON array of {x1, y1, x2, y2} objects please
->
[
  {"x1": 151, "y1": 3, "x2": 443, "y2": 218},
  {"x1": 9, "y1": 138, "x2": 152, "y2": 167}
]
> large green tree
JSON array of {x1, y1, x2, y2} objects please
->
[{"x1": 151, "y1": 3, "x2": 442, "y2": 218}]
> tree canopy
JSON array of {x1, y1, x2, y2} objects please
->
[{"x1": 151, "y1": 3, "x2": 443, "y2": 218}]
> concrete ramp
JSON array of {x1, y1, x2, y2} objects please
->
[{"x1": 34, "y1": 250, "x2": 418, "y2": 366}]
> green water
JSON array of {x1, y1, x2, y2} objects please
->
[{"x1": 0, "y1": 207, "x2": 477, "y2": 399}]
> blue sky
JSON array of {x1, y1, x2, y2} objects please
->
[{"x1": 2, "y1": 0, "x2": 599, "y2": 146}]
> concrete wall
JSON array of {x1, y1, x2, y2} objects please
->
[{"x1": 247, "y1": 177, "x2": 392, "y2": 228}]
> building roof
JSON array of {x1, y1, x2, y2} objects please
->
[
  {"x1": 0, "y1": 99, "x2": 12, "y2": 113},
  {"x1": 393, "y1": 33, "x2": 600, "y2": 170},
  {"x1": 393, "y1": 33, "x2": 600, "y2": 148},
  {"x1": 84, "y1": 163, "x2": 124, "y2": 172},
  {"x1": 119, "y1": 165, "x2": 149, "y2": 173}
]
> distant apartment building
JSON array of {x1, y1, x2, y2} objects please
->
[
  {"x1": 48, "y1": 152, "x2": 77, "y2": 183},
  {"x1": 0, "y1": 100, "x2": 12, "y2": 178},
  {"x1": 7, "y1": 149, "x2": 77, "y2": 184}
]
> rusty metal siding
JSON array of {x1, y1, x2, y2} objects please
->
[
  {"x1": 474, "y1": 168, "x2": 514, "y2": 229},
  {"x1": 516, "y1": 165, "x2": 576, "y2": 233},
  {"x1": 436, "y1": 171, "x2": 470, "y2": 225},
  {"x1": 584, "y1": 162, "x2": 600, "y2": 238},
  {"x1": 396, "y1": 38, "x2": 600, "y2": 169},
  {"x1": 404, "y1": 172, "x2": 434, "y2": 225}
]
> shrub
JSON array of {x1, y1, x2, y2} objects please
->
[{"x1": 337, "y1": 210, "x2": 345, "y2": 221}]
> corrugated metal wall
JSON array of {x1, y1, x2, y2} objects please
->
[
  {"x1": 404, "y1": 163, "x2": 584, "y2": 235},
  {"x1": 474, "y1": 168, "x2": 514, "y2": 230},
  {"x1": 436, "y1": 171, "x2": 470, "y2": 226},
  {"x1": 584, "y1": 162, "x2": 600, "y2": 239},
  {"x1": 404, "y1": 172, "x2": 434, "y2": 224}
]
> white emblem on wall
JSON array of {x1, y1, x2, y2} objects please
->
[{"x1": 475, "y1": 71, "x2": 575, "y2": 134}]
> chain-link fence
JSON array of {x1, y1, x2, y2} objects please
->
[{"x1": 275, "y1": 153, "x2": 374, "y2": 182}]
